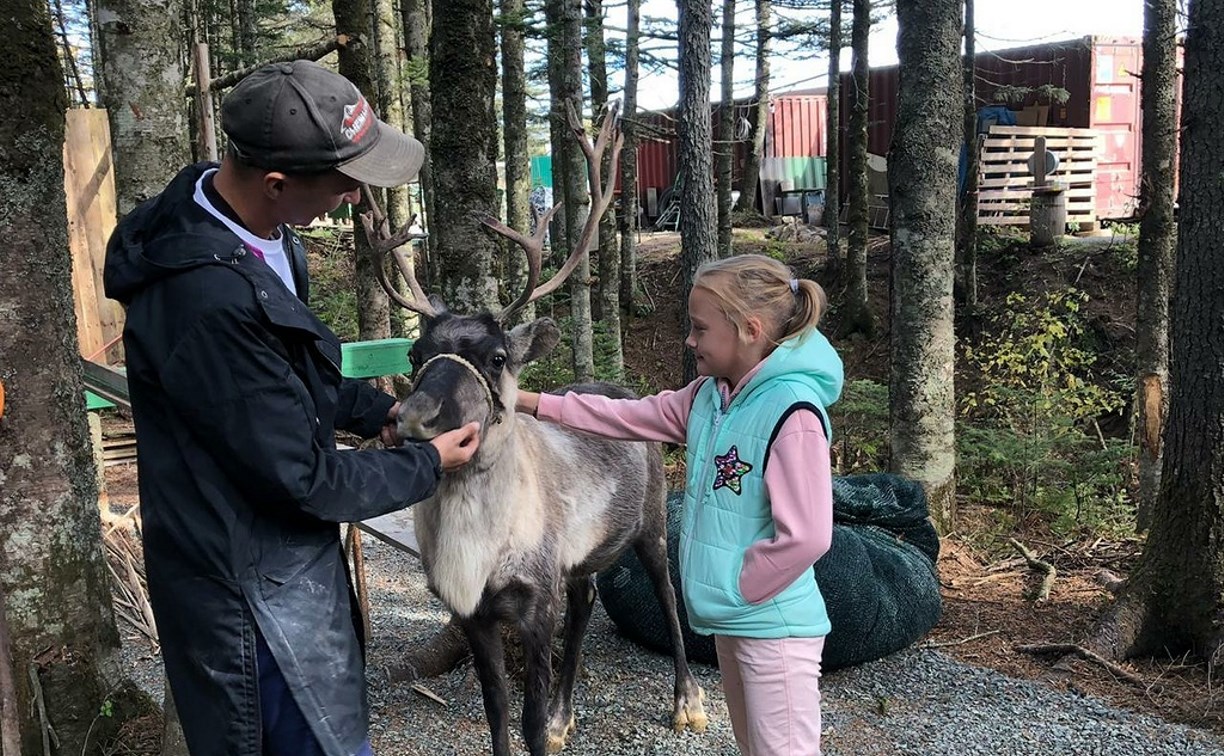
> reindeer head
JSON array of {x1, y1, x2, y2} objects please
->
[
  {"x1": 358, "y1": 103, "x2": 622, "y2": 446},
  {"x1": 395, "y1": 309, "x2": 560, "y2": 440}
]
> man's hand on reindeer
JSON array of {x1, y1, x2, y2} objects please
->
[
  {"x1": 429, "y1": 421, "x2": 482, "y2": 472},
  {"x1": 380, "y1": 401, "x2": 402, "y2": 447}
]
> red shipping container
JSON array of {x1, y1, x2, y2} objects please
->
[{"x1": 837, "y1": 36, "x2": 1169, "y2": 221}]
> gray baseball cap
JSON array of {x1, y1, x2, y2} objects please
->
[{"x1": 221, "y1": 60, "x2": 424, "y2": 187}]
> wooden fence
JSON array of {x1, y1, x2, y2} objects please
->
[
  {"x1": 976, "y1": 125, "x2": 1101, "y2": 227},
  {"x1": 64, "y1": 108, "x2": 125, "y2": 365}
]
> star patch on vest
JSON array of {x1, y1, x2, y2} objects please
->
[{"x1": 712, "y1": 445, "x2": 753, "y2": 495}]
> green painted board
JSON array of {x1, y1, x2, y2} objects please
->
[
  {"x1": 82, "y1": 340, "x2": 415, "y2": 411},
  {"x1": 85, "y1": 391, "x2": 115, "y2": 411},
  {"x1": 341, "y1": 338, "x2": 414, "y2": 379}
]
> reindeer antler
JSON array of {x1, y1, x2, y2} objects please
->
[
  {"x1": 358, "y1": 185, "x2": 437, "y2": 318},
  {"x1": 484, "y1": 100, "x2": 624, "y2": 323}
]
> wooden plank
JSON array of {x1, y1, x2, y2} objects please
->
[
  {"x1": 982, "y1": 139, "x2": 1099, "y2": 152},
  {"x1": 979, "y1": 176, "x2": 1095, "y2": 189},
  {"x1": 64, "y1": 110, "x2": 105, "y2": 361},
  {"x1": 988, "y1": 125, "x2": 1100, "y2": 137},
  {"x1": 978, "y1": 201, "x2": 1094, "y2": 212},
  {"x1": 63, "y1": 109, "x2": 123, "y2": 364},
  {"x1": 979, "y1": 160, "x2": 1095, "y2": 173},
  {"x1": 357, "y1": 504, "x2": 421, "y2": 558},
  {"x1": 978, "y1": 187, "x2": 1096, "y2": 201},
  {"x1": 85, "y1": 110, "x2": 123, "y2": 364}
]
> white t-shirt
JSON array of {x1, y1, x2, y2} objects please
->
[{"x1": 193, "y1": 169, "x2": 298, "y2": 296}]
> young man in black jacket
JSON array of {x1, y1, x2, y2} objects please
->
[{"x1": 103, "y1": 60, "x2": 476, "y2": 756}]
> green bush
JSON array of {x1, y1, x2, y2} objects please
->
[
  {"x1": 830, "y1": 379, "x2": 890, "y2": 475},
  {"x1": 959, "y1": 287, "x2": 1134, "y2": 536}
]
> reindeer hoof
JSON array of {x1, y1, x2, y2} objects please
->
[
  {"x1": 673, "y1": 686, "x2": 708, "y2": 733},
  {"x1": 546, "y1": 713, "x2": 576, "y2": 753}
]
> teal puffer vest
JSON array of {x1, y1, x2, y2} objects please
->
[{"x1": 678, "y1": 333, "x2": 842, "y2": 639}]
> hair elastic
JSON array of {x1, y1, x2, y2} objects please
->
[{"x1": 789, "y1": 278, "x2": 800, "y2": 294}]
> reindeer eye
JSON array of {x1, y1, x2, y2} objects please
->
[{"x1": 491, "y1": 355, "x2": 506, "y2": 370}]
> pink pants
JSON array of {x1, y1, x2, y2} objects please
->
[{"x1": 715, "y1": 634, "x2": 825, "y2": 756}]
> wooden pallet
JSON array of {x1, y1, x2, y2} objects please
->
[{"x1": 976, "y1": 126, "x2": 1100, "y2": 227}]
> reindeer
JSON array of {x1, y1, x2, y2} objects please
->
[{"x1": 359, "y1": 104, "x2": 707, "y2": 756}]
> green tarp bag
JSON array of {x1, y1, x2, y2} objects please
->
[{"x1": 597, "y1": 473, "x2": 942, "y2": 670}]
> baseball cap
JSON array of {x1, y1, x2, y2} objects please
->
[{"x1": 220, "y1": 60, "x2": 424, "y2": 187}]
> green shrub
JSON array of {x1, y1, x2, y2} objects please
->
[
  {"x1": 959, "y1": 288, "x2": 1134, "y2": 536},
  {"x1": 830, "y1": 379, "x2": 890, "y2": 475}
]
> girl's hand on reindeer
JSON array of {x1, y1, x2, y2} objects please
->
[
  {"x1": 430, "y1": 421, "x2": 482, "y2": 471},
  {"x1": 516, "y1": 391, "x2": 541, "y2": 417}
]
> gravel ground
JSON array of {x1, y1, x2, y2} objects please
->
[{"x1": 121, "y1": 533, "x2": 1224, "y2": 755}]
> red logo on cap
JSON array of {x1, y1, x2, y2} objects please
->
[{"x1": 341, "y1": 97, "x2": 373, "y2": 143}]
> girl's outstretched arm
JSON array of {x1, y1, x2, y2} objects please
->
[
  {"x1": 739, "y1": 410, "x2": 834, "y2": 605},
  {"x1": 515, "y1": 380, "x2": 705, "y2": 445}
]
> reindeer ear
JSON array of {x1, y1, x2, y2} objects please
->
[{"x1": 507, "y1": 318, "x2": 561, "y2": 366}]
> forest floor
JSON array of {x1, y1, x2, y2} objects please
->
[{"x1": 97, "y1": 221, "x2": 1224, "y2": 751}]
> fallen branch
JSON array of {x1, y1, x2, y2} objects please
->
[
  {"x1": 922, "y1": 629, "x2": 1002, "y2": 649},
  {"x1": 28, "y1": 664, "x2": 58, "y2": 756},
  {"x1": 409, "y1": 682, "x2": 448, "y2": 706},
  {"x1": 1016, "y1": 643, "x2": 1144, "y2": 687},
  {"x1": 1009, "y1": 538, "x2": 1056, "y2": 601}
]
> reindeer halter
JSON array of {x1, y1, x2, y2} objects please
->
[{"x1": 411, "y1": 353, "x2": 502, "y2": 425}]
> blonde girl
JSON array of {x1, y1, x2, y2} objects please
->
[{"x1": 517, "y1": 254, "x2": 843, "y2": 755}]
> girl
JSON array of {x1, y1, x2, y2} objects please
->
[{"x1": 516, "y1": 254, "x2": 842, "y2": 755}]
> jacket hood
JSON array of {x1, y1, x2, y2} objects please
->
[
  {"x1": 741, "y1": 328, "x2": 844, "y2": 409},
  {"x1": 104, "y1": 162, "x2": 247, "y2": 304}
]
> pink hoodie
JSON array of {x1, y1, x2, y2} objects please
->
[{"x1": 535, "y1": 364, "x2": 833, "y2": 605}]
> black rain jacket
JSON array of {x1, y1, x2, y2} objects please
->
[{"x1": 104, "y1": 163, "x2": 439, "y2": 756}]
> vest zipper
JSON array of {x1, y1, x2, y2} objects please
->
[{"x1": 683, "y1": 406, "x2": 725, "y2": 580}]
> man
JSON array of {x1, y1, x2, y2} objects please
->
[{"x1": 103, "y1": 60, "x2": 476, "y2": 756}]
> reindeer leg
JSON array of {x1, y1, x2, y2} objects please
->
[
  {"x1": 632, "y1": 536, "x2": 709, "y2": 734},
  {"x1": 545, "y1": 575, "x2": 597, "y2": 753},
  {"x1": 462, "y1": 617, "x2": 513, "y2": 756},
  {"x1": 517, "y1": 592, "x2": 559, "y2": 756}
]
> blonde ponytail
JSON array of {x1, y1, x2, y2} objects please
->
[{"x1": 692, "y1": 254, "x2": 828, "y2": 348}]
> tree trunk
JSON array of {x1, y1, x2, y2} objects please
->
[
  {"x1": 716, "y1": 0, "x2": 736, "y2": 257},
  {"x1": 95, "y1": 0, "x2": 189, "y2": 217},
  {"x1": 501, "y1": 0, "x2": 534, "y2": 322},
  {"x1": 374, "y1": 0, "x2": 410, "y2": 231},
  {"x1": 844, "y1": 0, "x2": 875, "y2": 336},
  {"x1": 1, "y1": 6, "x2": 150, "y2": 752},
  {"x1": 335, "y1": 0, "x2": 392, "y2": 349},
  {"x1": 544, "y1": 1, "x2": 569, "y2": 271},
  {"x1": 888, "y1": 0, "x2": 961, "y2": 531},
  {"x1": 1134, "y1": 0, "x2": 1178, "y2": 532},
  {"x1": 585, "y1": 0, "x2": 623, "y2": 379},
  {"x1": 678, "y1": 0, "x2": 718, "y2": 384},
  {"x1": 618, "y1": 0, "x2": 641, "y2": 315},
  {"x1": 824, "y1": 0, "x2": 842, "y2": 269},
  {"x1": 374, "y1": 0, "x2": 414, "y2": 343},
  {"x1": 956, "y1": 0, "x2": 980, "y2": 313},
  {"x1": 547, "y1": 0, "x2": 594, "y2": 381},
  {"x1": 733, "y1": 0, "x2": 770, "y2": 213},
  {"x1": 402, "y1": 0, "x2": 439, "y2": 288},
  {"x1": 1090, "y1": 0, "x2": 1224, "y2": 664},
  {"x1": 236, "y1": 0, "x2": 256, "y2": 66},
  {"x1": 431, "y1": 0, "x2": 501, "y2": 312}
]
